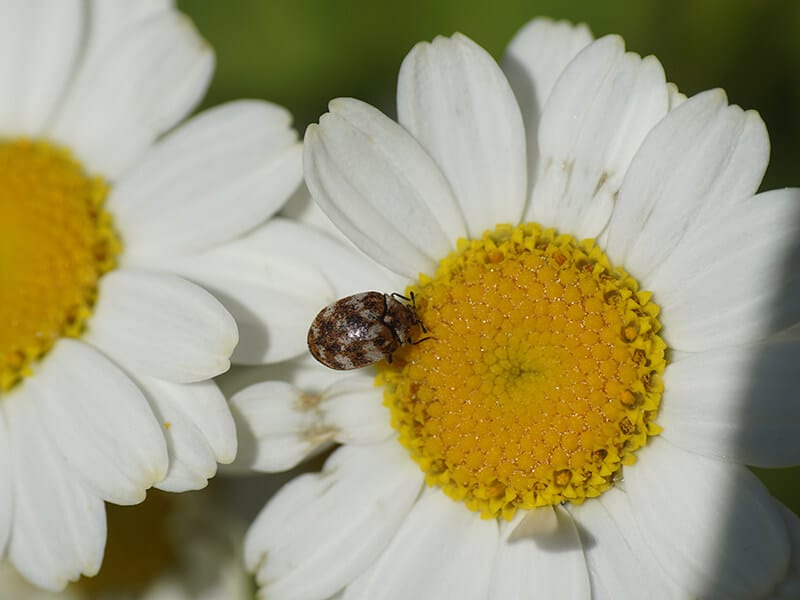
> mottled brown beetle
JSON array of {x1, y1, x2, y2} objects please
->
[{"x1": 307, "y1": 291, "x2": 426, "y2": 370}]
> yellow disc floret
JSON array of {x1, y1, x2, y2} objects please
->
[
  {"x1": 0, "y1": 139, "x2": 119, "y2": 392},
  {"x1": 378, "y1": 223, "x2": 666, "y2": 519}
]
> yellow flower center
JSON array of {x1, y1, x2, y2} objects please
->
[
  {"x1": 0, "y1": 139, "x2": 119, "y2": 393},
  {"x1": 378, "y1": 223, "x2": 667, "y2": 520}
]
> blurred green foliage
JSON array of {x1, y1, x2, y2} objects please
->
[
  {"x1": 181, "y1": 0, "x2": 800, "y2": 189},
  {"x1": 178, "y1": 0, "x2": 800, "y2": 512}
]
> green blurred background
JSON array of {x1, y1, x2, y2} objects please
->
[{"x1": 177, "y1": 0, "x2": 800, "y2": 513}]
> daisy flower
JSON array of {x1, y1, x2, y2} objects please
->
[
  {"x1": 232, "y1": 18, "x2": 800, "y2": 599},
  {"x1": 0, "y1": 489, "x2": 252, "y2": 600},
  {"x1": 0, "y1": 0, "x2": 301, "y2": 590}
]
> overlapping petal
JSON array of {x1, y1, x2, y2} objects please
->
[
  {"x1": 81, "y1": 0, "x2": 174, "y2": 69},
  {"x1": 569, "y1": 489, "x2": 684, "y2": 599},
  {"x1": 304, "y1": 98, "x2": 464, "y2": 279},
  {"x1": 0, "y1": 0, "x2": 83, "y2": 136},
  {"x1": 659, "y1": 340, "x2": 800, "y2": 466},
  {"x1": 6, "y1": 391, "x2": 106, "y2": 591},
  {"x1": 398, "y1": 33, "x2": 527, "y2": 236},
  {"x1": 245, "y1": 443, "x2": 423, "y2": 600},
  {"x1": 502, "y1": 18, "x2": 593, "y2": 194},
  {"x1": 135, "y1": 376, "x2": 237, "y2": 492},
  {"x1": 528, "y1": 35, "x2": 669, "y2": 240},
  {"x1": 648, "y1": 187, "x2": 800, "y2": 351},
  {"x1": 604, "y1": 89, "x2": 769, "y2": 280},
  {"x1": 625, "y1": 439, "x2": 789, "y2": 598},
  {"x1": 113, "y1": 100, "x2": 302, "y2": 263},
  {"x1": 86, "y1": 270, "x2": 238, "y2": 383},
  {"x1": 29, "y1": 340, "x2": 167, "y2": 504},
  {"x1": 489, "y1": 506, "x2": 590, "y2": 599},
  {"x1": 49, "y1": 9, "x2": 213, "y2": 178},
  {"x1": 343, "y1": 489, "x2": 498, "y2": 600},
  {"x1": 231, "y1": 374, "x2": 390, "y2": 473}
]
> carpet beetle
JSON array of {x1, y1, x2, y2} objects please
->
[{"x1": 307, "y1": 291, "x2": 425, "y2": 370}]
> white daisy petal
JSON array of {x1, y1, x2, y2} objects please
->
[
  {"x1": 771, "y1": 501, "x2": 800, "y2": 600},
  {"x1": 167, "y1": 217, "x2": 400, "y2": 365},
  {"x1": 246, "y1": 443, "x2": 423, "y2": 600},
  {"x1": 231, "y1": 381, "x2": 329, "y2": 472},
  {"x1": 135, "y1": 376, "x2": 236, "y2": 492},
  {"x1": 666, "y1": 82, "x2": 687, "y2": 110},
  {"x1": 231, "y1": 374, "x2": 389, "y2": 473},
  {"x1": 0, "y1": 0, "x2": 83, "y2": 136},
  {"x1": 304, "y1": 98, "x2": 463, "y2": 279},
  {"x1": 528, "y1": 35, "x2": 669, "y2": 240},
  {"x1": 648, "y1": 188, "x2": 800, "y2": 351},
  {"x1": 6, "y1": 391, "x2": 106, "y2": 591},
  {"x1": 82, "y1": 0, "x2": 174, "y2": 68},
  {"x1": 344, "y1": 488, "x2": 498, "y2": 600},
  {"x1": 225, "y1": 217, "x2": 402, "y2": 300},
  {"x1": 30, "y1": 339, "x2": 167, "y2": 505},
  {"x1": 398, "y1": 33, "x2": 527, "y2": 237},
  {"x1": 49, "y1": 10, "x2": 213, "y2": 179},
  {"x1": 659, "y1": 340, "x2": 800, "y2": 467},
  {"x1": 86, "y1": 270, "x2": 238, "y2": 383},
  {"x1": 605, "y1": 88, "x2": 769, "y2": 279},
  {"x1": 320, "y1": 375, "x2": 393, "y2": 444},
  {"x1": 625, "y1": 438, "x2": 789, "y2": 599},
  {"x1": 0, "y1": 409, "x2": 11, "y2": 556},
  {"x1": 113, "y1": 101, "x2": 302, "y2": 263},
  {"x1": 489, "y1": 506, "x2": 590, "y2": 599},
  {"x1": 569, "y1": 488, "x2": 684, "y2": 600},
  {"x1": 501, "y1": 18, "x2": 593, "y2": 195},
  {"x1": 280, "y1": 183, "x2": 349, "y2": 241}
]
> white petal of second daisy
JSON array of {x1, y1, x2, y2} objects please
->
[
  {"x1": 344, "y1": 488, "x2": 499, "y2": 600},
  {"x1": 6, "y1": 390, "x2": 106, "y2": 591},
  {"x1": 113, "y1": 100, "x2": 302, "y2": 263},
  {"x1": 398, "y1": 33, "x2": 527, "y2": 237},
  {"x1": 489, "y1": 505, "x2": 589, "y2": 599},
  {"x1": 625, "y1": 438, "x2": 789, "y2": 599},
  {"x1": 501, "y1": 18, "x2": 593, "y2": 195},
  {"x1": 605, "y1": 88, "x2": 769, "y2": 280},
  {"x1": 134, "y1": 376, "x2": 237, "y2": 492},
  {"x1": 648, "y1": 187, "x2": 800, "y2": 351},
  {"x1": 528, "y1": 35, "x2": 669, "y2": 240},
  {"x1": 231, "y1": 381, "x2": 326, "y2": 473},
  {"x1": 245, "y1": 442, "x2": 424, "y2": 600},
  {"x1": 86, "y1": 270, "x2": 238, "y2": 383},
  {"x1": 322, "y1": 375, "x2": 394, "y2": 444},
  {"x1": 29, "y1": 339, "x2": 167, "y2": 505},
  {"x1": 0, "y1": 0, "x2": 83, "y2": 136},
  {"x1": 231, "y1": 374, "x2": 390, "y2": 473},
  {"x1": 659, "y1": 340, "x2": 800, "y2": 467},
  {"x1": 49, "y1": 10, "x2": 213, "y2": 179},
  {"x1": 304, "y1": 98, "x2": 464, "y2": 280}
]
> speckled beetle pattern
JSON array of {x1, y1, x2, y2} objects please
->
[{"x1": 307, "y1": 291, "x2": 423, "y2": 370}]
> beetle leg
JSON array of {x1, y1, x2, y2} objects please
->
[{"x1": 391, "y1": 292, "x2": 412, "y2": 303}]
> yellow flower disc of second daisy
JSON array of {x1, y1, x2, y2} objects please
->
[
  {"x1": 0, "y1": 139, "x2": 119, "y2": 392},
  {"x1": 378, "y1": 223, "x2": 667, "y2": 520}
]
